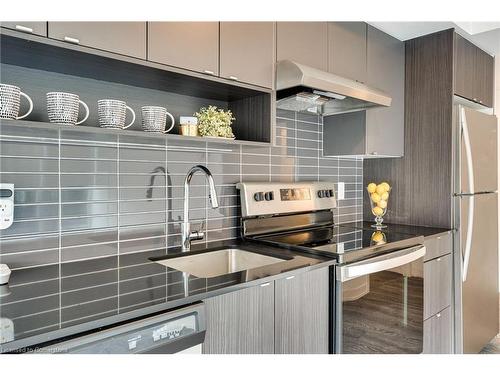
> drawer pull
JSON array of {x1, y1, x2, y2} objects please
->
[
  {"x1": 436, "y1": 313, "x2": 441, "y2": 318},
  {"x1": 260, "y1": 282, "x2": 270, "y2": 287},
  {"x1": 229, "y1": 76, "x2": 239, "y2": 81},
  {"x1": 64, "y1": 36, "x2": 80, "y2": 44},
  {"x1": 436, "y1": 258, "x2": 441, "y2": 262},
  {"x1": 15, "y1": 25, "x2": 33, "y2": 33},
  {"x1": 437, "y1": 236, "x2": 441, "y2": 240},
  {"x1": 286, "y1": 276, "x2": 295, "y2": 280},
  {"x1": 203, "y1": 70, "x2": 215, "y2": 76}
]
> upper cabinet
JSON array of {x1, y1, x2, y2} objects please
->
[
  {"x1": 328, "y1": 22, "x2": 367, "y2": 83},
  {"x1": 1, "y1": 22, "x2": 47, "y2": 37},
  {"x1": 365, "y1": 25, "x2": 405, "y2": 157},
  {"x1": 219, "y1": 22, "x2": 275, "y2": 88},
  {"x1": 323, "y1": 25, "x2": 405, "y2": 157},
  {"x1": 148, "y1": 22, "x2": 219, "y2": 76},
  {"x1": 454, "y1": 33, "x2": 494, "y2": 108},
  {"x1": 276, "y1": 22, "x2": 328, "y2": 71},
  {"x1": 48, "y1": 22, "x2": 147, "y2": 59}
]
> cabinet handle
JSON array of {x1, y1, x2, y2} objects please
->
[
  {"x1": 228, "y1": 76, "x2": 239, "y2": 81},
  {"x1": 203, "y1": 70, "x2": 215, "y2": 76},
  {"x1": 436, "y1": 258, "x2": 441, "y2": 262},
  {"x1": 15, "y1": 25, "x2": 33, "y2": 33},
  {"x1": 260, "y1": 282, "x2": 270, "y2": 287},
  {"x1": 479, "y1": 100, "x2": 483, "y2": 104},
  {"x1": 473, "y1": 98, "x2": 478, "y2": 102},
  {"x1": 436, "y1": 313, "x2": 441, "y2": 318},
  {"x1": 370, "y1": 151, "x2": 378, "y2": 155},
  {"x1": 286, "y1": 276, "x2": 295, "y2": 280},
  {"x1": 64, "y1": 36, "x2": 80, "y2": 45},
  {"x1": 437, "y1": 236, "x2": 441, "y2": 240}
]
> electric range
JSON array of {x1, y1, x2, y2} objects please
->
[{"x1": 236, "y1": 181, "x2": 426, "y2": 354}]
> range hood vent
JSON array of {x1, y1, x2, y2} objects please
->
[{"x1": 276, "y1": 60, "x2": 392, "y2": 116}]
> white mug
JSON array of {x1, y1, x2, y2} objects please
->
[
  {"x1": 141, "y1": 106, "x2": 175, "y2": 133},
  {"x1": 46, "y1": 92, "x2": 90, "y2": 125},
  {"x1": 0, "y1": 84, "x2": 33, "y2": 120},
  {"x1": 98, "y1": 99, "x2": 136, "y2": 129}
]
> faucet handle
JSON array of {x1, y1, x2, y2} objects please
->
[{"x1": 189, "y1": 220, "x2": 205, "y2": 242}]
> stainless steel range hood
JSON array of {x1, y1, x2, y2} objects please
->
[{"x1": 276, "y1": 60, "x2": 392, "y2": 116}]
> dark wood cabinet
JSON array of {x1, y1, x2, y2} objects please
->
[
  {"x1": 274, "y1": 268, "x2": 329, "y2": 354},
  {"x1": 202, "y1": 281, "x2": 275, "y2": 354},
  {"x1": 454, "y1": 33, "x2": 494, "y2": 108}
]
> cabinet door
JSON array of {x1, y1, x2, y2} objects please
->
[
  {"x1": 424, "y1": 254, "x2": 452, "y2": 320},
  {"x1": 202, "y1": 282, "x2": 274, "y2": 354},
  {"x1": 48, "y1": 22, "x2": 146, "y2": 59},
  {"x1": 365, "y1": 25, "x2": 405, "y2": 157},
  {"x1": 148, "y1": 22, "x2": 219, "y2": 76},
  {"x1": 276, "y1": 22, "x2": 328, "y2": 71},
  {"x1": 423, "y1": 307, "x2": 453, "y2": 354},
  {"x1": 454, "y1": 33, "x2": 476, "y2": 103},
  {"x1": 275, "y1": 268, "x2": 329, "y2": 354},
  {"x1": 328, "y1": 22, "x2": 367, "y2": 83},
  {"x1": 1, "y1": 22, "x2": 47, "y2": 36},
  {"x1": 474, "y1": 47, "x2": 494, "y2": 108},
  {"x1": 220, "y1": 22, "x2": 275, "y2": 88}
]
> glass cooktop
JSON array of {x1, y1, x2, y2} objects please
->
[{"x1": 254, "y1": 225, "x2": 423, "y2": 263}]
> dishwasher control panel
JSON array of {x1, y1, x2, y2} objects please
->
[{"x1": 39, "y1": 304, "x2": 205, "y2": 354}]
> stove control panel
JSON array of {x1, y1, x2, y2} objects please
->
[{"x1": 237, "y1": 182, "x2": 336, "y2": 217}]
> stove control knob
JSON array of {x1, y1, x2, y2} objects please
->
[
  {"x1": 254, "y1": 192, "x2": 265, "y2": 202},
  {"x1": 264, "y1": 191, "x2": 274, "y2": 201},
  {"x1": 317, "y1": 190, "x2": 325, "y2": 198},
  {"x1": 328, "y1": 189, "x2": 335, "y2": 198},
  {"x1": 324, "y1": 190, "x2": 331, "y2": 198}
]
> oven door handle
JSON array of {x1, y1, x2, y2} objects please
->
[{"x1": 337, "y1": 245, "x2": 426, "y2": 282}]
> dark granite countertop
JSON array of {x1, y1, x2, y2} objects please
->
[
  {"x1": 0, "y1": 238, "x2": 335, "y2": 353},
  {"x1": 341, "y1": 221, "x2": 452, "y2": 239}
]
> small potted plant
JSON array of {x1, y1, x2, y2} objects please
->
[{"x1": 194, "y1": 105, "x2": 235, "y2": 139}]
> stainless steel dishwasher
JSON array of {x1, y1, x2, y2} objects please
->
[{"x1": 39, "y1": 304, "x2": 205, "y2": 354}]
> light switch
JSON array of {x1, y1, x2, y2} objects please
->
[{"x1": 337, "y1": 182, "x2": 345, "y2": 200}]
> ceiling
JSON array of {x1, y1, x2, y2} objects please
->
[{"x1": 369, "y1": 22, "x2": 500, "y2": 55}]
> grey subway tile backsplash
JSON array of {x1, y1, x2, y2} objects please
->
[{"x1": 0, "y1": 110, "x2": 362, "y2": 269}]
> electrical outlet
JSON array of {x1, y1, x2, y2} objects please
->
[{"x1": 337, "y1": 182, "x2": 345, "y2": 200}]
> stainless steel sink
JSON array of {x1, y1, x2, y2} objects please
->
[{"x1": 154, "y1": 248, "x2": 287, "y2": 278}]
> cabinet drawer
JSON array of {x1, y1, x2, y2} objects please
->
[
  {"x1": 1, "y1": 22, "x2": 47, "y2": 37},
  {"x1": 424, "y1": 254, "x2": 452, "y2": 320},
  {"x1": 423, "y1": 306, "x2": 453, "y2": 354},
  {"x1": 424, "y1": 231, "x2": 452, "y2": 261}
]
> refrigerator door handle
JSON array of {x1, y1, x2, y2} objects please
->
[{"x1": 461, "y1": 107, "x2": 475, "y2": 282}]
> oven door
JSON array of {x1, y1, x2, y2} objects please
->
[{"x1": 335, "y1": 245, "x2": 425, "y2": 354}]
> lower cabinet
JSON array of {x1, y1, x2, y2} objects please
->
[
  {"x1": 202, "y1": 281, "x2": 275, "y2": 354},
  {"x1": 202, "y1": 268, "x2": 330, "y2": 354},
  {"x1": 275, "y1": 268, "x2": 329, "y2": 354},
  {"x1": 423, "y1": 307, "x2": 453, "y2": 354},
  {"x1": 422, "y1": 233, "x2": 453, "y2": 354}
]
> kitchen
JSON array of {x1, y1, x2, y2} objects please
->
[{"x1": 0, "y1": 0, "x2": 500, "y2": 370}]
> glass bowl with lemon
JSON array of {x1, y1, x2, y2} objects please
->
[{"x1": 367, "y1": 181, "x2": 391, "y2": 229}]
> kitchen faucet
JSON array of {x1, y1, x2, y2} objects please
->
[{"x1": 182, "y1": 165, "x2": 219, "y2": 252}]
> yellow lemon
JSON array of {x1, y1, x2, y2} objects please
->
[
  {"x1": 367, "y1": 183, "x2": 377, "y2": 193},
  {"x1": 372, "y1": 231, "x2": 384, "y2": 243},
  {"x1": 371, "y1": 193, "x2": 381, "y2": 203},
  {"x1": 372, "y1": 206, "x2": 384, "y2": 216},
  {"x1": 381, "y1": 182, "x2": 391, "y2": 191},
  {"x1": 375, "y1": 184, "x2": 386, "y2": 195},
  {"x1": 381, "y1": 191, "x2": 389, "y2": 201},
  {"x1": 378, "y1": 200, "x2": 387, "y2": 209}
]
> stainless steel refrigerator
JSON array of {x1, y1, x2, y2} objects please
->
[{"x1": 453, "y1": 102, "x2": 499, "y2": 353}]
